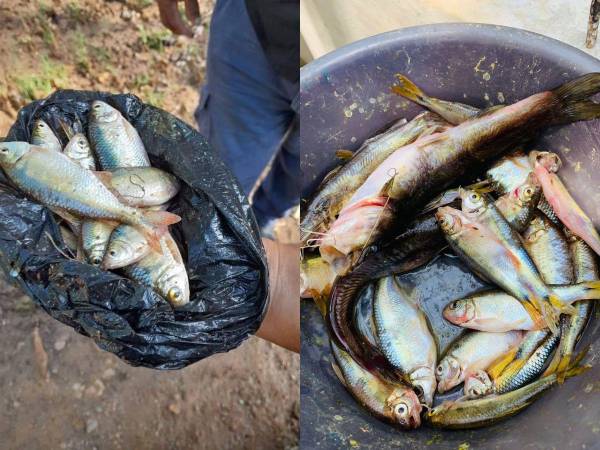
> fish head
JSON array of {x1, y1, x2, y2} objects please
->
[
  {"x1": 65, "y1": 134, "x2": 91, "y2": 157},
  {"x1": 459, "y1": 188, "x2": 487, "y2": 216},
  {"x1": 157, "y1": 265, "x2": 190, "y2": 307},
  {"x1": 90, "y1": 101, "x2": 120, "y2": 123},
  {"x1": 410, "y1": 366, "x2": 437, "y2": 407},
  {"x1": 435, "y1": 356, "x2": 461, "y2": 393},
  {"x1": 513, "y1": 172, "x2": 541, "y2": 206},
  {"x1": 103, "y1": 234, "x2": 148, "y2": 270},
  {"x1": 523, "y1": 215, "x2": 547, "y2": 244},
  {"x1": 443, "y1": 298, "x2": 475, "y2": 324},
  {"x1": 529, "y1": 150, "x2": 562, "y2": 173},
  {"x1": 386, "y1": 387, "x2": 422, "y2": 429},
  {"x1": 435, "y1": 207, "x2": 465, "y2": 236},
  {"x1": 464, "y1": 369, "x2": 493, "y2": 398},
  {"x1": 0, "y1": 141, "x2": 31, "y2": 166},
  {"x1": 31, "y1": 120, "x2": 55, "y2": 143}
]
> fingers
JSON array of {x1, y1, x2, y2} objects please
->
[
  {"x1": 184, "y1": 0, "x2": 201, "y2": 25},
  {"x1": 156, "y1": 0, "x2": 193, "y2": 37}
]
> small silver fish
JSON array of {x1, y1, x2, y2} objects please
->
[
  {"x1": 81, "y1": 220, "x2": 116, "y2": 266},
  {"x1": 31, "y1": 119, "x2": 62, "y2": 153},
  {"x1": 64, "y1": 133, "x2": 96, "y2": 170}
]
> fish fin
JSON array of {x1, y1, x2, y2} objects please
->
[
  {"x1": 497, "y1": 359, "x2": 528, "y2": 381},
  {"x1": 94, "y1": 171, "x2": 113, "y2": 185},
  {"x1": 58, "y1": 118, "x2": 75, "y2": 140},
  {"x1": 335, "y1": 149, "x2": 354, "y2": 160},
  {"x1": 556, "y1": 100, "x2": 600, "y2": 124},
  {"x1": 552, "y1": 73, "x2": 600, "y2": 103},
  {"x1": 521, "y1": 301, "x2": 546, "y2": 329},
  {"x1": 391, "y1": 74, "x2": 430, "y2": 107},
  {"x1": 561, "y1": 347, "x2": 592, "y2": 379},
  {"x1": 331, "y1": 362, "x2": 347, "y2": 387},
  {"x1": 378, "y1": 175, "x2": 396, "y2": 197},
  {"x1": 319, "y1": 167, "x2": 341, "y2": 189},
  {"x1": 579, "y1": 280, "x2": 600, "y2": 299},
  {"x1": 487, "y1": 348, "x2": 519, "y2": 380},
  {"x1": 139, "y1": 210, "x2": 181, "y2": 252},
  {"x1": 473, "y1": 105, "x2": 504, "y2": 118},
  {"x1": 548, "y1": 294, "x2": 577, "y2": 315},
  {"x1": 312, "y1": 295, "x2": 328, "y2": 319},
  {"x1": 555, "y1": 353, "x2": 573, "y2": 384}
]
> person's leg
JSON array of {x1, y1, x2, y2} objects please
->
[{"x1": 195, "y1": 0, "x2": 297, "y2": 226}]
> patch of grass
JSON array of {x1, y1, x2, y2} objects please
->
[
  {"x1": 65, "y1": 1, "x2": 88, "y2": 23},
  {"x1": 132, "y1": 73, "x2": 150, "y2": 89},
  {"x1": 138, "y1": 25, "x2": 171, "y2": 52},
  {"x1": 14, "y1": 57, "x2": 67, "y2": 101},
  {"x1": 73, "y1": 31, "x2": 90, "y2": 74},
  {"x1": 134, "y1": 0, "x2": 154, "y2": 9},
  {"x1": 89, "y1": 45, "x2": 111, "y2": 65},
  {"x1": 35, "y1": 1, "x2": 56, "y2": 48},
  {"x1": 143, "y1": 90, "x2": 165, "y2": 108}
]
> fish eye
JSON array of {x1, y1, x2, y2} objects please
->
[
  {"x1": 0, "y1": 147, "x2": 8, "y2": 153},
  {"x1": 168, "y1": 287, "x2": 182, "y2": 301},
  {"x1": 470, "y1": 193, "x2": 479, "y2": 200},
  {"x1": 394, "y1": 403, "x2": 408, "y2": 416},
  {"x1": 109, "y1": 250, "x2": 116, "y2": 256},
  {"x1": 94, "y1": 104, "x2": 102, "y2": 109},
  {"x1": 38, "y1": 122, "x2": 45, "y2": 128},
  {"x1": 436, "y1": 365, "x2": 444, "y2": 374},
  {"x1": 91, "y1": 256, "x2": 102, "y2": 265},
  {"x1": 449, "y1": 301, "x2": 459, "y2": 310}
]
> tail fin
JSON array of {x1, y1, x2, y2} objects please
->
[
  {"x1": 537, "y1": 298, "x2": 560, "y2": 335},
  {"x1": 487, "y1": 348, "x2": 519, "y2": 380},
  {"x1": 496, "y1": 359, "x2": 528, "y2": 381},
  {"x1": 552, "y1": 73, "x2": 600, "y2": 124},
  {"x1": 555, "y1": 352, "x2": 573, "y2": 384},
  {"x1": 548, "y1": 294, "x2": 577, "y2": 315},
  {"x1": 138, "y1": 210, "x2": 181, "y2": 252},
  {"x1": 553, "y1": 73, "x2": 600, "y2": 103},
  {"x1": 391, "y1": 74, "x2": 430, "y2": 107},
  {"x1": 562, "y1": 347, "x2": 592, "y2": 380}
]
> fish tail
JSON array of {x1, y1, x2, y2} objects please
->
[
  {"x1": 542, "y1": 352, "x2": 560, "y2": 378},
  {"x1": 487, "y1": 348, "x2": 519, "y2": 380},
  {"x1": 496, "y1": 359, "x2": 527, "y2": 381},
  {"x1": 391, "y1": 74, "x2": 431, "y2": 107},
  {"x1": 548, "y1": 294, "x2": 577, "y2": 316},
  {"x1": 572, "y1": 280, "x2": 600, "y2": 300},
  {"x1": 561, "y1": 347, "x2": 592, "y2": 380},
  {"x1": 552, "y1": 73, "x2": 600, "y2": 123},
  {"x1": 537, "y1": 297, "x2": 560, "y2": 334},
  {"x1": 138, "y1": 210, "x2": 181, "y2": 252},
  {"x1": 555, "y1": 352, "x2": 573, "y2": 384}
]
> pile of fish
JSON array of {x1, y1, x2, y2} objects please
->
[
  {"x1": 0, "y1": 101, "x2": 189, "y2": 307},
  {"x1": 301, "y1": 73, "x2": 600, "y2": 429}
]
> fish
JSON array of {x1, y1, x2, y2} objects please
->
[
  {"x1": 391, "y1": 74, "x2": 482, "y2": 125},
  {"x1": 97, "y1": 167, "x2": 181, "y2": 207},
  {"x1": 102, "y1": 225, "x2": 151, "y2": 269},
  {"x1": 321, "y1": 73, "x2": 600, "y2": 265},
  {"x1": 436, "y1": 330, "x2": 523, "y2": 393},
  {"x1": 522, "y1": 212, "x2": 574, "y2": 284},
  {"x1": 427, "y1": 351, "x2": 590, "y2": 429},
  {"x1": 373, "y1": 276, "x2": 437, "y2": 406},
  {"x1": 545, "y1": 229, "x2": 598, "y2": 382},
  {"x1": 0, "y1": 142, "x2": 180, "y2": 250},
  {"x1": 30, "y1": 119, "x2": 62, "y2": 153},
  {"x1": 443, "y1": 282, "x2": 600, "y2": 332},
  {"x1": 530, "y1": 150, "x2": 600, "y2": 256},
  {"x1": 63, "y1": 133, "x2": 96, "y2": 170},
  {"x1": 81, "y1": 220, "x2": 116, "y2": 266},
  {"x1": 330, "y1": 339, "x2": 422, "y2": 429},
  {"x1": 123, "y1": 235, "x2": 189, "y2": 307},
  {"x1": 328, "y1": 213, "x2": 445, "y2": 377},
  {"x1": 88, "y1": 100, "x2": 151, "y2": 169},
  {"x1": 436, "y1": 205, "x2": 572, "y2": 333},
  {"x1": 468, "y1": 332, "x2": 560, "y2": 397},
  {"x1": 443, "y1": 291, "x2": 544, "y2": 332},
  {"x1": 300, "y1": 255, "x2": 337, "y2": 304},
  {"x1": 494, "y1": 172, "x2": 542, "y2": 232},
  {"x1": 301, "y1": 111, "x2": 449, "y2": 243},
  {"x1": 485, "y1": 149, "x2": 531, "y2": 195}
]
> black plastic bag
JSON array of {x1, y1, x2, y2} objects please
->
[{"x1": 0, "y1": 90, "x2": 269, "y2": 369}]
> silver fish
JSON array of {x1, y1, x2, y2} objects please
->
[
  {"x1": 31, "y1": 119, "x2": 62, "y2": 153},
  {"x1": 64, "y1": 133, "x2": 96, "y2": 170}
]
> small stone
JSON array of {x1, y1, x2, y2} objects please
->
[
  {"x1": 585, "y1": 383, "x2": 594, "y2": 393},
  {"x1": 168, "y1": 403, "x2": 181, "y2": 415},
  {"x1": 13, "y1": 401, "x2": 20, "y2": 408},
  {"x1": 86, "y1": 418, "x2": 98, "y2": 433},
  {"x1": 238, "y1": 399, "x2": 245, "y2": 406},
  {"x1": 334, "y1": 415, "x2": 343, "y2": 422},
  {"x1": 102, "y1": 368, "x2": 116, "y2": 380},
  {"x1": 54, "y1": 339, "x2": 66, "y2": 351}
]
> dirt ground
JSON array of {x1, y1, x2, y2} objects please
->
[{"x1": 0, "y1": 1, "x2": 299, "y2": 449}]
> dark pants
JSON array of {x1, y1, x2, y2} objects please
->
[{"x1": 195, "y1": 0, "x2": 299, "y2": 228}]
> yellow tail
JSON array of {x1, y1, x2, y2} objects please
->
[
  {"x1": 391, "y1": 74, "x2": 428, "y2": 105},
  {"x1": 487, "y1": 348, "x2": 518, "y2": 380},
  {"x1": 496, "y1": 359, "x2": 527, "y2": 382}
]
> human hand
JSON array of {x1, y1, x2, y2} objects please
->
[
  {"x1": 156, "y1": 0, "x2": 200, "y2": 37},
  {"x1": 256, "y1": 238, "x2": 300, "y2": 353}
]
